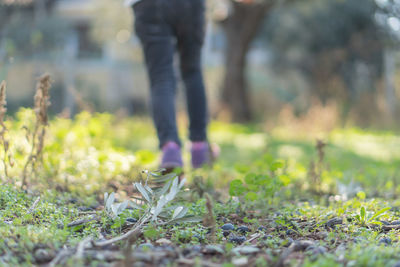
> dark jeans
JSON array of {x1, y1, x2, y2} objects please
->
[{"x1": 133, "y1": 0, "x2": 208, "y2": 148}]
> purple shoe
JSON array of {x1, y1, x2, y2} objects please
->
[
  {"x1": 161, "y1": 141, "x2": 183, "y2": 170},
  {"x1": 191, "y1": 141, "x2": 220, "y2": 169}
]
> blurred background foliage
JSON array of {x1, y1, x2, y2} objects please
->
[
  {"x1": 1, "y1": 0, "x2": 400, "y2": 129},
  {"x1": 3, "y1": 108, "x2": 400, "y2": 200}
]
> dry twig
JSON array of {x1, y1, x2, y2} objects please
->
[
  {"x1": 240, "y1": 233, "x2": 261, "y2": 246},
  {"x1": 0, "y1": 81, "x2": 12, "y2": 181},
  {"x1": 75, "y1": 237, "x2": 93, "y2": 260},
  {"x1": 47, "y1": 248, "x2": 71, "y2": 267},
  {"x1": 22, "y1": 74, "x2": 51, "y2": 188},
  {"x1": 27, "y1": 196, "x2": 41, "y2": 214},
  {"x1": 203, "y1": 193, "x2": 216, "y2": 243},
  {"x1": 93, "y1": 217, "x2": 147, "y2": 247}
]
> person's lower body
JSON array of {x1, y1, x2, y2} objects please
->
[{"x1": 133, "y1": 0, "x2": 213, "y2": 169}]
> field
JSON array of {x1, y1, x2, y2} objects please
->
[{"x1": 1, "y1": 107, "x2": 400, "y2": 267}]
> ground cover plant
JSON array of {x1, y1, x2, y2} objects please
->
[{"x1": 2, "y1": 78, "x2": 400, "y2": 266}]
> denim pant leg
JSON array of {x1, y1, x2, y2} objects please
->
[
  {"x1": 178, "y1": 37, "x2": 208, "y2": 142},
  {"x1": 133, "y1": 1, "x2": 180, "y2": 147},
  {"x1": 175, "y1": 0, "x2": 208, "y2": 142}
]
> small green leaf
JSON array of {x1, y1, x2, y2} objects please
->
[
  {"x1": 106, "y1": 192, "x2": 115, "y2": 210},
  {"x1": 234, "y1": 163, "x2": 250, "y2": 174},
  {"x1": 135, "y1": 150, "x2": 156, "y2": 164},
  {"x1": 279, "y1": 175, "x2": 291, "y2": 186},
  {"x1": 360, "y1": 207, "x2": 366, "y2": 221},
  {"x1": 118, "y1": 201, "x2": 129, "y2": 214},
  {"x1": 245, "y1": 192, "x2": 258, "y2": 201},
  {"x1": 144, "y1": 226, "x2": 159, "y2": 240},
  {"x1": 244, "y1": 173, "x2": 257, "y2": 185},
  {"x1": 172, "y1": 206, "x2": 183, "y2": 219},
  {"x1": 144, "y1": 184, "x2": 153, "y2": 194},
  {"x1": 111, "y1": 204, "x2": 118, "y2": 217},
  {"x1": 129, "y1": 200, "x2": 144, "y2": 210},
  {"x1": 172, "y1": 206, "x2": 188, "y2": 219},
  {"x1": 225, "y1": 242, "x2": 234, "y2": 252},
  {"x1": 152, "y1": 172, "x2": 177, "y2": 183},
  {"x1": 71, "y1": 225, "x2": 84, "y2": 232},
  {"x1": 111, "y1": 217, "x2": 126, "y2": 229},
  {"x1": 104, "y1": 192, "x2": 109, "y2": 207},
  {"x1": 368, "y1": 207, "x2": 391, "y2": 223},
  {"x1": 165, "y1": 177, "x2": 179, "y2": 201},
  {"x1": 357, "y1": 191, "x2": 366, "y2": 200},
  {"x1": 271, "y1": 160, "x2": 284, "y2": 171},
  {"x1": 229, "y1": 179, "x2": 246, "y2": 196},
  {"x1": 153, "y1": 196, "x2": 167, "y2": 220},
  {"x1": 135, "y1": 183, "x2": 151, "y2": 203},
  {"x1": 157, "y1": 180, "x2": 172, "y2": 197},
  {"x1": 179, "y1": 178, "x2": 186, "y2": 189}
]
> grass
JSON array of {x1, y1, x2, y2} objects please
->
[{"x1": 1, "y1": 109, "x2": 400, "y2": 266}]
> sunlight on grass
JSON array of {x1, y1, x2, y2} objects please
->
[
  {"x1": 330, "y1": 129, "x2": 400, "y2": 162},
  {"x1": 1, "y1": 110, "x2": 400, "y2": 197},
  {"x1": 277, "y1": 145, "x2": 304, "y2": 160}
]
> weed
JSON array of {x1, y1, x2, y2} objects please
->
[
  {"x1": 95, "y1": 170, "x2": 201, "y2": 247},
  {"x1": 308, "y1": 139, "x2": 327, "y2": 195},
  {"x1": 228, "y1": 156, "x2": 286, "y2": 208},
  {"x1": 354, "y1": 206, "x2": 391, "y2": 227},
  {"x1": 22, "y1": 74, "x2": 51, "y2": 188},
  {"x1": 0, "y1": 81, "x2": 12, "y2": 181},
  {"x1": 203, "y1": 193, "x2": 216, "y2": 243}
]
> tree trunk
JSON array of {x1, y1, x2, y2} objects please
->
[
  {"x1": 384, "y1": 48, "x2": 396, "y2": 117},
  {"x1": 220, "y1": 1, "x2": 271, "y2": 122}
]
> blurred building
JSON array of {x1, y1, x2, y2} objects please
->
[{"x1": 1, "y1": 0, "x2": 149, "y2": 115}]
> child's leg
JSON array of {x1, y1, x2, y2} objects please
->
[
  {"x1": 175, "y1": 0, "x2": 208, "y2": 143},
  {"x1": 134, "y1": 1, "x2": 180, "y2": 148}
]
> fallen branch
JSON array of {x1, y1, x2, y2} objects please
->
[
  {"x1": 75, "y1": 237, "x2": 92, "y2": 259},
  {"x1": 67, "y1": 216, "x2": 99, "y2": 228},
  {"x1": 27, "y1": 196, "x2": 41, "y2": 214},
  {"x1": 240, "y1": 233, "x2": 261, "y2": 246},
  {"x1": 276, "y1": 240, "x2": 315, "y2": 267},
  {"x1": 47, "y1": 248, "x2": 71, "y2": 267},
  {"x1": 381, "y1": 225, "x2": 400, "y2": 231},
  {"x1": 93, "y1": 219, "x2": 146, "y2": 247},
  {"x1": 369, "y1": 224, "x2": 400, "y2": 231},
  {"x1": 177, "y1": 257, "x2": 221, "y2": 267},
  {"x1": 78, "y1": 211, "x2": 98, "y2": 215}
]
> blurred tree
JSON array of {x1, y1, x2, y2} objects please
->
[
  {"x1": 213, "y1": 0, "x2": 265, "y2": 121},
  {"x1": 374, "y1": 0, "x2": 400, "y2": 117},
  {"x1": 216, "y1": 0, "x2": 400, "y2": 123},
  {"x1": 217, "y1": 0, "x2": 275, "y2": 122},
  {"x1": 264, "y1": 0, "x2": 395, "y2": 123},
  {"x1": 216, "y1": 0, "x2": 302, "y2": 122}
]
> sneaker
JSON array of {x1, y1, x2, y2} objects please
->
[
  {"x1": 191, "y1": 141, "x2": 220, "y2": 169},
  {"x1": 160, "y1": 141, "x2": 183, "y2": 170}
]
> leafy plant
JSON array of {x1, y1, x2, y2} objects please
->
[
  {"x1": 95, "y1": 170, "x2": 202, "y2": 247},
  {"x1": 354, "y1": 206, "x2": 391, "y2": 226},
  {"x1": 131, "y1": 170, "x2": 201, "y2": 225},
  {"x1": 103, "y1": 192, "x2": 129, "y2": 220},
  {"x1": 229, "y1": 158, "x2": 287, "y2": 204}
]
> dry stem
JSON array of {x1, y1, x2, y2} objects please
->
[
  {"x1": 22, "y1": 74, "x2": 51, "y2": 188},
  {"x1": 0, "y1": 81, "x2": 11, "y2": 181},
  {"x1": 203, "y1": 193, "x2": 216, "y2": 243}
]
